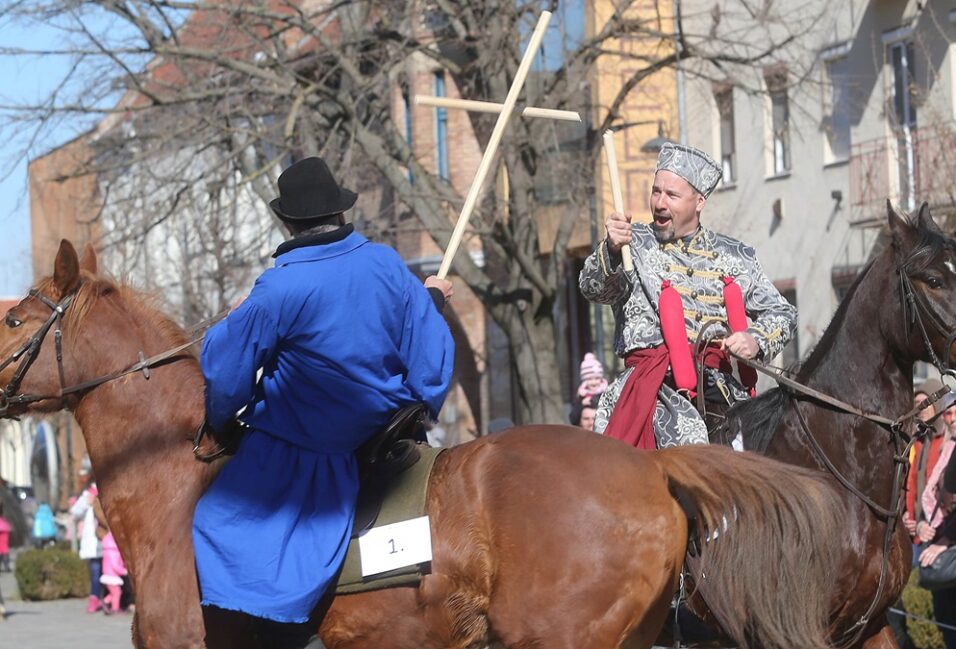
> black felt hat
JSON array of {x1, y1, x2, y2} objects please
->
[{"x1": 269, "y1": 157, "x2": 358, "y2": 221}]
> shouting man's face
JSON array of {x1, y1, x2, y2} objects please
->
[{"x1": 649, "y1": 170, "x2": 705, "y2": 243}]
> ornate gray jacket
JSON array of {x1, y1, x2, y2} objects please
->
[{"x1": 579, "y1": 223, "x2": 797, "y2": 447}]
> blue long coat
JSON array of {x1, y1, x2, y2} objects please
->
[{"x1": 192, "y1": 226, "x2": 455, "y2": 622}]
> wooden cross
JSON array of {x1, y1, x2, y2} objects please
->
[
  {"x1": 602, "y1": 130, "x2": 634, "y2": 271},
  {"x1": 412, "y1": 10, "x2": 582, "y2": 279}
]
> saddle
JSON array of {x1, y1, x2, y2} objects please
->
[
  {"x1": 352, "y1": 402, "x2": 430, "y2": 536},
  {"x1": 334, "y1": 403, "x2": 443, "y2": 596}
]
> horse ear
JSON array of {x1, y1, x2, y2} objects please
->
[
  {"x1": 888, "y1": 200, "x2": 918, "y2": 256},
  {"x1": 916, "y1": 201, "x2": 944, "y2": 235},
  {"x1": 79, "y1": 243, "x2": 97, "y2": 275},
  {"x1": 53, "y1": 239, "x2": 81, "y2": 296}
]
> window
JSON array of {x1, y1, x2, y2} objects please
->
[
  {"x1": 889, "y1": 40, "x2": 917, "y2": 130},
  {"x1": 888, "y1": 39, "x2": 917, "y2": 209},
  {"x1": 778, "y1": 287, "x2": 799, "y2": 369},
  {"x1": 766, "y1": 71, "x2": 791, "y2": 174},
  {"x1": 822, "y1": 53, "x2": 852, "y2": 163},
  {"x1": 434, "y1": 71, "x2": 449, "y2": 181},
  {"x1": 715, "y1": 88, "x2": 736, "y2": 184}
]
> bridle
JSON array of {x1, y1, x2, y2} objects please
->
[
  {"x1": 0, "y1": 289, "x2": 75, "y2": 417},
  {"x1": 899, "y1": 257, "x2": 956, "y2": 373},
  {"x1": 0, "y1": 287, "x2": 225, "y2": 419}
]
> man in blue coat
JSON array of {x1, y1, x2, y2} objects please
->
[{"x1": 193, "y1": 157, "x2": 455, "y2": 648}]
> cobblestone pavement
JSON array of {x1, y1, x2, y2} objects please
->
[{"x1": 0, "y1": 556, "x2": 133, "y2": 648}]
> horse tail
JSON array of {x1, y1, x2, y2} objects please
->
[{"x1": 653, "y1": 445, "x2": 841, "y2": 649}]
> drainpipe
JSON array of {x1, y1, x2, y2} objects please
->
[{"x1": 675, "y1": 0, "x2": 687, "y2": 144}]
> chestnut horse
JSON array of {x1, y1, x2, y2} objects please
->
[
  {"x1": 0, "y1": 241, "x2": 846, "y2": 649},
  {"x1": 713, "y1": 202, "x2": 956, "y2": 649}
]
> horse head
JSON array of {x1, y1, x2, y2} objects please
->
[
  {"x1": 887, "y1": 200, "x2": 956, "y2": 371},
  {"x1": 0, "y1": 239, "x2": 101, "y2": 417}
]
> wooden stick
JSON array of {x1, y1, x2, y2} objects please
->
[
  {"x1": 437, "y1": 11, "x2": 553, "y2": 279},
  {"x1": 414, "y1": 95, "x2": 582, "y2": 122},
  {"x1": 602, "y1": 129, "x2": 634, "y2": 272}
]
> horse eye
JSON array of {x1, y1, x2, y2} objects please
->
[
  {"x1": 5, "y1": 314, "x2": 22, "y2": 328},
  {"x1": 927, "y1": 277, "x2": 944, "y2": 289}
]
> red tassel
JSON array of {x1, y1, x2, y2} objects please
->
[
  {"x1": 660, "y1": 281, "x2": 696, "y2": 391},
  {"x1": 722, "y1": 276, "x2": 758, "y2": 391}
]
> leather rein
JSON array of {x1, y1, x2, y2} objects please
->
[{"x1": 0, "y1": 288, "x2": 226, "y2": 419}]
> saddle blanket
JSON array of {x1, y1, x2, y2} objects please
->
[{"x1": 333, "y1": 445, "x2": 444, "y2": 595}]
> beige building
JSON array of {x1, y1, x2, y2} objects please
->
[{"x1": 681, "y1": 0, "x2": 956, "y2": 372}]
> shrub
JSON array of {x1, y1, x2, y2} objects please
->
[
  {"x1": 14, "y1": 547, "x2": 88, "y2": 601},
  {"x1": 902, "y1": 569, "x2": 944, "y2": 649}
]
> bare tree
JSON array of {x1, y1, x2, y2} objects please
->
[{"x1": 0, "y1": 0, "x2": 830, "y2": 424}]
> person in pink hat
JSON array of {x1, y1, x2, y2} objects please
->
[
  {"x1": 0, "y1": 501, "x2": 11, "y2": 573},
  {"x1": 577, "y1": 353, "x2": 608, "y2": 407}
]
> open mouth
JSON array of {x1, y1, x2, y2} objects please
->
[{"x1": 653, "y1": 213, "x2": 672, "y2": 228}]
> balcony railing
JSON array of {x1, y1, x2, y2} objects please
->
[{"x1": 849, "y1": 123, "x2": 956, "y2": 224}]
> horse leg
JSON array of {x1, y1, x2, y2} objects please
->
[
  {"x1": 322, "y1": 584, "x2": 486, "y2": 649},
  {"x1": 860, "y1": 626, "x2": 901, "y2": 649}
]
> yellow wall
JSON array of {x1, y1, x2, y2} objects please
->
[{"x1": 589, "y1": 0, "x2": 678, "y2": 226}]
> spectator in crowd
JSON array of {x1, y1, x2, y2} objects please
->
[
  {"x1": 905, "y1": 383, "x2": 954, "y2": 557},
  {"x1": 32, "y1": 503, "x2": 57, "y2": 547},
  {"x1": 577, "y1": 353, "x2": 608, "y2": 407},
  {"x1": 920, "y1": 439, "x2": 956, "y2": 648},
  {"x1": 100, "y1": 528, "x2": 128, "y2": 615},
  {"x1": 70, "y1": 461, "x2": 105, "y2": 614},
  {"x1": 0, "y1": 501, "x2": 10, "y2": 572},
  {"x1": 569, "y1": 400, "x2": 599, "y2": 432}
]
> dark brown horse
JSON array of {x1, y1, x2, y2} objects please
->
[
  {"x1": 0, "y1": 240, "x2": 845, "y2": 648},
  {"x1": 714, "y1": 201, "x2": 956, "y2": 649}
]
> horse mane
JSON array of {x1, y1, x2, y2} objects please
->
[
  {"x1": 36, "y1": 273, "x2": 193, "y2": 352},
  {"x1": 717, "y1": 388, "x2": 793, "y2": 453}
]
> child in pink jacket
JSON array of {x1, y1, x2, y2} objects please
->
[{"x1": 99, "y1": 531, "x2": 127, "y2": 614}]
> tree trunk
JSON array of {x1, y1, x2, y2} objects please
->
[{"x1": 501, "y1": 304, "x2": 566, "y2": 425}]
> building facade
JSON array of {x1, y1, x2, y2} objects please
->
[
  {"x1": 681, "y1": 0, "x2": 956, "y2": 372},
  {"x1": 26, "y1": 2, "x2": 678, "y2": 453}
]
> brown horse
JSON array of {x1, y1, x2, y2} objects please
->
[
  {"x1": 0, "y1": 240, "x2": 846, "y2": 649},
  {"x1": 715, "y1": 201, "x2": 956, "y2": 649}
]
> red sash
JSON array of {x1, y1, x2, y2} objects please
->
[
  {"x1": 603, "y1": 347, "x2": 669, "y2": 450},
  {"x1": 604, "y1": 343, "x2": 737, "y2": 450}
]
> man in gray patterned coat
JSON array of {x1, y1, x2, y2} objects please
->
[{"x1": 579, "y1": 143, "x2": 796, "y2": 448}]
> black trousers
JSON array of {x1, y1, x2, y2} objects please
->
[
  {"x1": 252, "y1": 618, "x2": 310, "y2": 649},
  {"x1": 203, "y1": 606, "x2": 326, "y2": 649},
  {"x1": 934, "y1": 587, "x2": 956, "y2": 649},
  {"x1": 886, "y1": 598, "x2": 914, "y2": 649}
]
